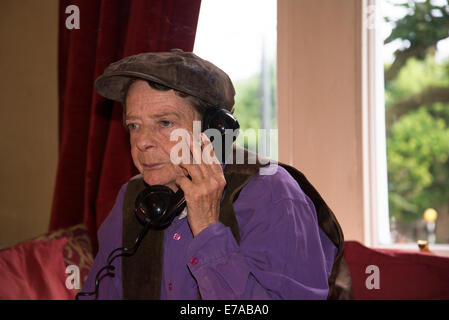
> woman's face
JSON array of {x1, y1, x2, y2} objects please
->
[{"x1": 125, "y1": 80, "x2": 200, "y2": 191}]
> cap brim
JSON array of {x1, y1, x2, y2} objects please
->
[{"x1": 94, "y1": 71, "x2": 172, "y2": 104}]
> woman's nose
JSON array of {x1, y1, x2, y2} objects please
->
[{"x1": 135, "y1": 128, "x2": 157, "y2": 151}]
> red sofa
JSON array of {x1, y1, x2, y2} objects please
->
[
  {"x1": 0, "y1": 224, "x2": 93, "y2": 300},
  {"x1": 0, "y1": 225, "x2": 448, "y2": 300},
  {"x1": 344, "y1": 241, "x2": 449, "y2": 299}
]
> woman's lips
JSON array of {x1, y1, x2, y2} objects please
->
[{"x1": 142, "y1": 163, "x2": 165, "y2": 170}]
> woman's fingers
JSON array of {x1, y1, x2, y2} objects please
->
[
  {"x1": 175, "y1": 174, "x2": 192, "y2": 191},
  {"x1": 177, "y1": 130, "x2": 203, "y2": 180},
  {"x1": 177, "y1": 131, "x2": 224, "y2": 192},
  {"x1": 200, "y1": 133, "x2": 222, "y2": 172}
]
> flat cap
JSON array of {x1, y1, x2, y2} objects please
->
[{"x1": 95, "y1": 49, "x2": 235, "y2": 111}]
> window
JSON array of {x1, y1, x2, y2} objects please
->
[
  {"x1": 193, "y1": 0, "x2": 278, "y2": 160},
  {"x1": 366, "y1": 0, "x2": 449, "y2": 252}
]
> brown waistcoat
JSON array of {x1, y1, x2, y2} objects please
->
[{"x1": 122, "y1": 146, "x2": 353, "y2": 299}]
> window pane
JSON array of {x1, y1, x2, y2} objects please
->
[
  {"x1": 383, "y1": 0, "x2": 449, "y2": 244},
  {"x1": 193, "y1": 0, "x2": 278, "y2": 160}
]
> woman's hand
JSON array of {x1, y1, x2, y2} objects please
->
[{"x1": 175, "y1": 132, "x2": 226, "y2": 237}]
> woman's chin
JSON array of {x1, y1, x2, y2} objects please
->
[{"x1": 142, "y1": 175, "x2": 177, "y2": 191}]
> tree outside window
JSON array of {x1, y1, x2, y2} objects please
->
[{"x1": 383, "y1": 0, "x2": 449, "y2": 244}]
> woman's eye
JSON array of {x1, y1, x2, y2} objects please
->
[
  {"x1": 161, "y1": 120, "x2": 172, "y2": 127},
  {"x1": 127, "y1": 123, "x2": 138, "y2": 131}
]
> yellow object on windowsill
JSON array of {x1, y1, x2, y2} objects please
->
[{"x1": 417, "y1": 240, "x2": 431, "y2": 253}]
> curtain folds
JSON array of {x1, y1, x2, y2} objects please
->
[{"x1": 51, "y1": 0, "x2": 202, "y2": 253}]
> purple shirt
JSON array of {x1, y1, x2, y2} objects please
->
[{"x1": 81, "y1": 164, "x2": 337, "y2": 299}]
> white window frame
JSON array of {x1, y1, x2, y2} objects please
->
[
  {"x1": 362, "y1": 0, "x2": 391, "y2": 248},
  {"x1": 362, "y1": 0, "x2": 449, "y2": 256}
]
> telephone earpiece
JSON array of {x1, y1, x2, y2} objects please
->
[
  {"x1": 201, "y1": 108, "x2": 240, "y2": 163},
  {"x1": 201, "y1": 107, "x2": 240, "y2": 136},
  {"x1": 134, "y1": 107, "x2": 239, "y2": 228}
]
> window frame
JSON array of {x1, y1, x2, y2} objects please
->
[
  {"x1": 363, "y1": 0, "x2": 449, "y2": 256},
  {"x1": 362, "y1": 0, "x2": 391, "y2": 247}
]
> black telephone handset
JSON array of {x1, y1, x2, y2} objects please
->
[{"x1": 134, "y1": 107, "x2": 239, "y2": 228}]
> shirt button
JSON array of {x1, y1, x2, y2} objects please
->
[
  {"x1": 190, "y1": 257, "x2": 198, "y2": 265},
  {"x1": 173, "y1": 233, "x2": 181, "y2": 241},
  {"x1": 168, "y1": 282, "x2": 173, "y2": 291}
]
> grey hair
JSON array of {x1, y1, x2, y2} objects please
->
[{"x1": 122, "y1": 78, "x2": 212, "y2": 128}]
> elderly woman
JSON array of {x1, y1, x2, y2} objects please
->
[{"x1": 78, "y1": 49, "x2": 351, "y2": 300}]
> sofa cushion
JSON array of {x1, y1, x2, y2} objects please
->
[
  {"x1": 32, "y1": 224, "x2": 94, "y2": 287},
  {"x1": 0, "y1": 224, "x2": 94, "y2": 300},
  {"x1": 0, "y1": 237, "x2": 75, "y2": 299}
]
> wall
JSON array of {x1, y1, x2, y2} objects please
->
[
  {"x1": 0, "y1": 0, "x2": 59, "y2": 247},
  {"x1": 277, "y1": 0, "x2": 365, "y2": 242}
]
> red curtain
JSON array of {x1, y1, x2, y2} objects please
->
[{"x1": 50, "y1": 0, "x2": 202, "y2": 253}]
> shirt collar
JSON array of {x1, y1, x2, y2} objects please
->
[{"x1": 178, "y1": 207, "x2": 187, "y2": 220}]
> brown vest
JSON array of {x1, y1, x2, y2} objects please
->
[{"x1": 122, "y1": 146, "x2": 353, "y2": 299}]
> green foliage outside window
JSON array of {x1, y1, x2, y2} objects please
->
[
  {"x1": 233, "y1": 62, "x2": 277, "y2": 154},
  {"x1": 384, "y1": 0, "x2": 449, "y2": 243}
]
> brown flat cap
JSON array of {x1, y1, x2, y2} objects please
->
[{"x1": 95, "y1": 49, "x2": 235, "y2": 111}]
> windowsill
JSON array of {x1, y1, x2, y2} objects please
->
[{"x1": 373, "y1": 243, "x2": 449, "y2": 258}]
